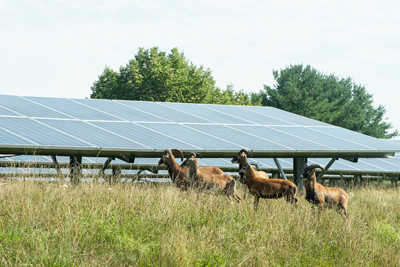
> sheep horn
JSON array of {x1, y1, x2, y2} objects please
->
[
  {"x1": 187, "y1": 152, "x2": 202, "y2": 159},
  {"x1": 170, "y1": 149, "x2": 184, "y2": 162},
  {"x1": 304, "y1": 163, "x2": 325, "y2": 173},
  {"x1": 249, "y1": 162, "x2": 259, "y2": 170},
  {"x1": 238, "y1": 149, "x2": 252, "y2": 158}
]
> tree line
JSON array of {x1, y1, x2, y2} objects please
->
[{"x1": 91, "y1": 47, "x2": 398, "y2": 139}]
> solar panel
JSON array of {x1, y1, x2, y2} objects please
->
[
  {"x1": 160, "y1": 102, "x2": 255, "y2": 125},
  {"x1": 0, "y1": 95, "x2": 72, "y2": 119},
  {"x1": 71, "y1": 98, "x2": 169, "y2": 122},
  {"x1": 117, "y1": 100, "x2": 211, "y2": 123},
  {"x1": 228, "y1": 125, "x2": 335, "y2": 151},
  {"x1": 242, "y1": 105, "x2": 330, "y2": 126},
  {"x1": 25, "y1": 96, "x2": 124, "y2": 121},
  {"x1": 90, "y1": 121, "x2": 200, "y2": 150},
  {"x1": 36, "y1": 119, "x2": 149, "y2": 149},
  {"x1": 1, "y1": 94, "x2": 400, "y2": 159},
  {"x1": 0, "y1": 117, "x2": 92, "y2": 147}
]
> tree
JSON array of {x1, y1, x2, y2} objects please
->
[
  {"x1": 91, "y1": 47, "x2": 251, "y2": 105},
  {"x1": 255, "y1": 64, "x2": 398, "y2": 139},
  {"x1": 205, "y1": 84, "x2": 253, "y2": 105}
]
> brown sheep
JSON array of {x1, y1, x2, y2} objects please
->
[
  {"x1": 231, "y1": 149, "x2": 269, "y2": 185},
  {"x1": 240, "y1": 162, "x2": 297, "y2": 210},
  {"x1": 303, "y1": 163, "x2": 349, "y2": 219},
  {"x1": 183, "y1": 156, "x2": 241, "y2": 203},
  {"x1": 158, "y1": 149, "x2": 189, "y2": 190},
  {"x1": 158, "y1": 149, "x2": 225, "y2": 191}
]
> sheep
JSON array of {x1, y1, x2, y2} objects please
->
[
  {"x1": 239, "y1": 162, "x2": 297, "y2": 210},
  {"x1": 158, "y1": 149, "x2": 225, "y2": 191},
  {"x1": 158, "y1": 148, "x2": 189, "y2": 190},
  {"x1": 302, "y1": 163, "x2": 349, "y2": 219},
  {"x1": 231, "y1": 149, "x2": 269, "y2": 185},
  {"x1": 183, "y1": 156, "x2": 241, "y2": 203},
  {"x1": 231, "y1": 149, "x2": 270, "y2": 198},
  {"x1": 181, "y1": 152, "x2": 225, "y2": 176}
]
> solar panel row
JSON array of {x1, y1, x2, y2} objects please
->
[
  {"x1": 1, "y1": 95, "x2": 399, "y2": 159},
  {"x1": 2, "y1": 155, "x2": 400, "y2": 174}
]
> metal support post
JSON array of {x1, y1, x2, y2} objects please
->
[
  {"x1": 51, "y1": 155, "x2": 63, "y2": 180},
  {"x1": 293, "y1": 157, "x2": 306, "y2": 192},
  {"x1": 70, "y1": 156, "x2": 82, "y2": 185},
  {"x1": 273, "y1": 158, "x2": 288, "y2": 180}
]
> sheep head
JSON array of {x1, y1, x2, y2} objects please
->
[
  {"x1": 239, "y1": 162, "x2": 253, "y2": 177},
  {"x1": 302, "y1": 163, "x2": 325, "y2": 180},
  {"x1": 231, "y1": 149, "x2": 252, "y2": 164},
  {"x1": 158, "y1": 148, "x2": 184, "y2": 166},
  {"x1": 181, "y1": 152, "x2": 202, "y2": 167}
]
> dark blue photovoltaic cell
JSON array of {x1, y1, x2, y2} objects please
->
[
  {"x1": 37, "y1": 119, "x2": 150, "y2": 149},
  {"x1": 71, "y1": 98, "x2": 170, "y2": 122},
  {"x1": 185, "y1": 124, "x2": 292, "y2": 150},
  {"x1": 160, "y1": 102, "x2": 254, "y2": 124},
  {"x1": 0, "y1": 117, "x2": 93, "y2": 147},
  {"x1": 268, "y1": 126, "x2": 375, "y2": 151},
  {"x1": 200, "y1": 104, "x2": 295, "y2": 125},
  {"x1": 25, "y1": 97, "x2": 124, "y2": 121},
  {"x1": 229, "y1": 125, "x2": 335, "y2": 151},
  {"x1": 0, "y1": 127, "x2": 37, "y2": 146},
  {"x1": 0, "y1": 95, "x2": 72, "y2": 119},
  {"x1": 311, "y1": 127, "x2": 400, "y2": 151},
  {"x1": 117, "y1": 101, "x2": 212, "y2": 123},
  {"x1": 242, "y1": 106, "x2": 330, "y2": 126},
  {"x1": 90, "y1": 121, "x2": 200, "y2": 150},
  {"x1": 139, "y1": 123, "x2": 243, "y2": 150}
]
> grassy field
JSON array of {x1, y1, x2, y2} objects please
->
[{"x1": 0, "y1": 180, "x2": 399, "y2": 266}]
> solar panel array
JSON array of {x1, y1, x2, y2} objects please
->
[
  {"x1": 1, "y1": 154, "x2": 400, "y2": 176},
  {"x1": 1, "y1": 94, "x2": 399, "y2": 159}
]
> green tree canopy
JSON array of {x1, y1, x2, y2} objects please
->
[
  {"x1": 254, "y1": 64, "x2": 398, "y2": 139},
  {"x1": 91, "y1": 47, "x2": 251, "y2": 105}
]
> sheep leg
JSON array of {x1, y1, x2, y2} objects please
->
[
  {"x1": 228, "y1": 181, "x2": 241, "y2": 203},
  {"x1": 242, "y1": 187, "x2": 247, "y2": 199},
  {"x1": 318, "y1": 203, "x2": 324, "y2": 217},
  {"x1": 290, "y1": 196, "x2": 298, "y2": 207},
  {"x1": 233, "y1": 192, "x2": 241, "y2": 203},
  {"x1": 253, "y1": 195, "x2": 260, "y2": 211},
  {"x1": 337, "y1": 203, "x2": 349, "y2": 219}
]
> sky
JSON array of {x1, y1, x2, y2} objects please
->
[{"x1": 1, "y1": 0, "x2": 400, "y2": 135}]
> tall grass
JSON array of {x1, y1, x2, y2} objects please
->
[{"x1": 0, "y1": 180, "x2": 399, "y2": 266}]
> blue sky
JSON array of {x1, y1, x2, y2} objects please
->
[{"x1": 1, "y1": 0, "x2": 399, "y2": 134}]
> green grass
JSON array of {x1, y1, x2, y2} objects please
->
[{"x1": 0, "y1": 180, "x2": 399, "y2": 266}]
